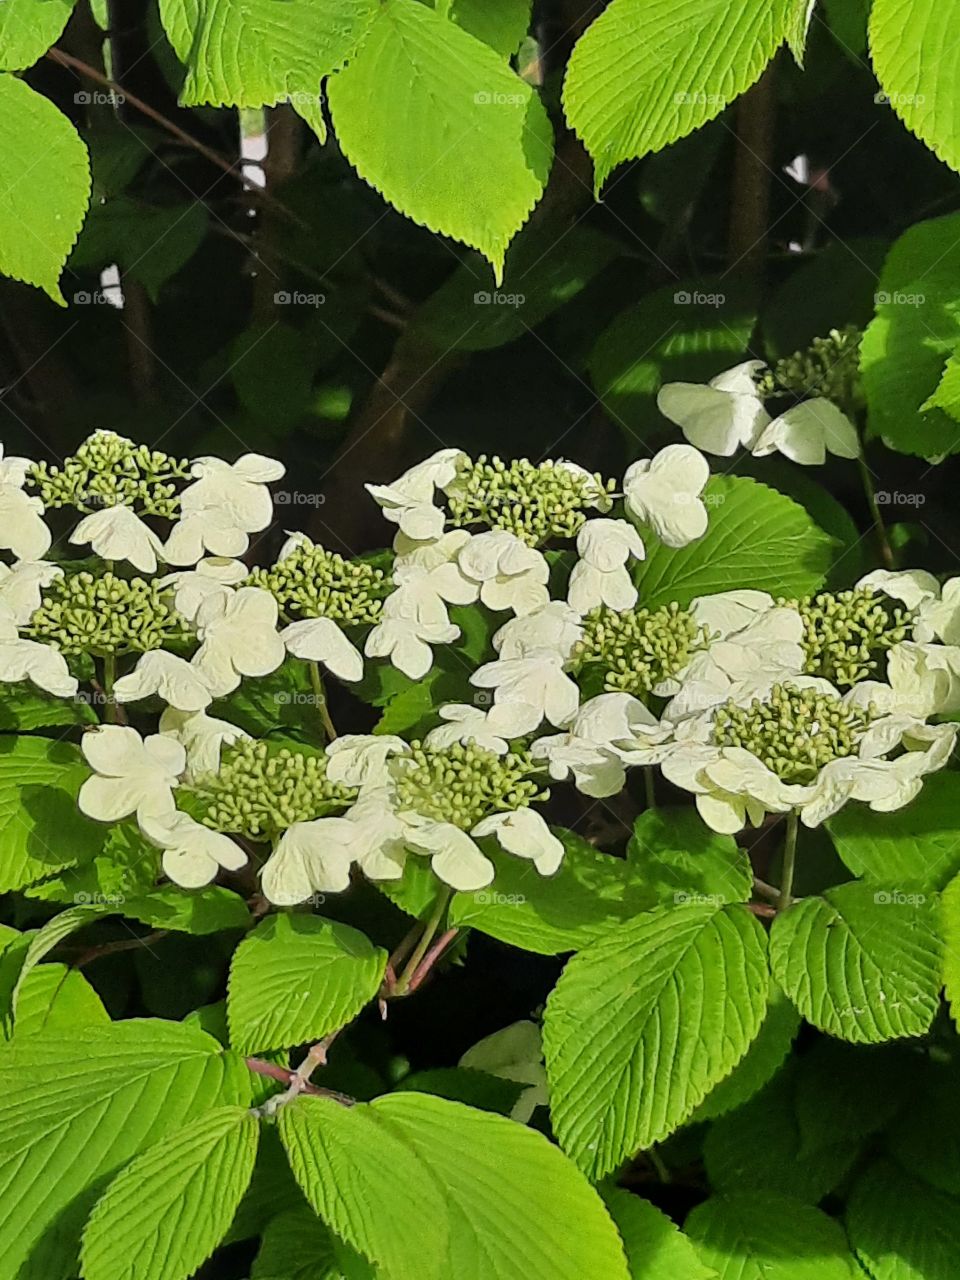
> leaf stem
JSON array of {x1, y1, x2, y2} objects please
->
[
  {"x1": 392, "y1": 887, "x2": 453, "y2": 997},
  {"x1": 778, "y1": 810, "x2": 800, "y2": 912},
  {"x1": 643, "y1": 766, "x2": 657, "y2": 811},
  {"x1": 309, "y1": 661, "x2": 337, "y2": 742},
  {"x1": 648, "y1": 1145, "x2": 672, "y2": 1184},
  {"x1": 101, "y1": 654, "x2": 122, "y2": 724},
  {"x1": 857, "y1": 452, "x2": 896, "y2": 570}
]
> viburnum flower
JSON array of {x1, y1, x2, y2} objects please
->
[
  {"x1": 139, "y1": 808, "x2": 246, "y2": 888},
  {"x1": 365, "y1": 448, "x2": 465, "y2": 541},
  {"x1": 280, "y1": 617, "x2": 364, "y2": 682},
  {"x1": 113, "y1": 650, "x2": 215, "y2": 712},
  {"x1": 845, "y1": 641, "x2": 960, "y2": 718},
  {"x1": 492, "y1": 602, "x2": 583, "y2": 662},
  {"x1": 0, "y1": 560, "x2": 63, "y2": 625},
  {"x1": 657, "y1": 360, "x2": 770, "y2": 456},
  {"x1": 861, "y1": 569, "x2": 960, "y2": 647},
  {"x1": 0, "y1": 445, "x2": 51, "y2": 562},
  {"x1": 472, "y1": 651, "x2": 580, "y2": 737},
  {"x1": 472, "y1": 807, "x2": 563, "y2": 874},
  {"x1": 426, "y1": 703, "x2": 510, "y2": 754},
  {"x1": 753, "y1": 398, "x2": 861, "y2": 465},
  {"x1": 325, "y1": 734, "x2": 409, "y2": 788},
  {"x1": 401, "y1": 813, "x2": 496, "y2": 890},
  {"x1": 392, "y1": 529, "x2": 479, "y2": 608},
  {"x1": 163, "y1": 508, "x2": 250, "y2": 566},
  {"x1": 164, "y1": 453, "x2": 284, "y2": 564},
  {"x1": 158, "y1": 707, "x2": 249, "y2": 778},
  {"x1": 261, "y1": 816, "x2": 360, "y2": 903},
  {"x1": 458, "y1": 530, "x2": 550, "y2": 615},
  {"x1": 688, "y1": 588, "x2": 777, "y2": 638},
  {"x1": 78, "y1": 725, "x2": 185, "y2": 823},
  {"x1": 623, "y1": 444, "x2": 710, "y2": 548},
  {"x1": 0, "y1": 603, "x2": 77, "y2": 698},
  {"x1": 69, "y1": 504, "x2": 165, "y2": 574},
  {"x1": 459, "y1": 1021, "x2": 549, "y2": 1124},
  {"x1": 191, "y1": 586, "x2": 285, "y2": 697},
  {"x1": 567, "y1": 518, "x2": 645, "y2": 614},
  {"x1": 534, "y1": 693, "x2": 669, "y2": 796},
  {"x1": 365, "y1": 609, "x2": 459, "y2": 679},
  {"x1": 162, "y1": 557, "x2": 248, "y2": 623}
]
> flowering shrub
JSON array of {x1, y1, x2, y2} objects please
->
[{"x1": 2, "y1": 419, "x2": 960, "y2": 1279}]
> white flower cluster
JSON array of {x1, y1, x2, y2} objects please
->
[{"x1": 3, "y1": 431, "x2": 953, "y2": 899}]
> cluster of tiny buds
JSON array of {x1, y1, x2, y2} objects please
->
[
  {"x1": 246, "y1": 541, "x2": 388, "y2": 626},
  {"x1": 712, "y1": 683, "x2": 876, "y2": 784},
  {"x1": 757, "y1": 325, "x2": 865, "y2": 418},
  {"x1": 190, "y1": 740, "x2": 357, "y2": 839},
  {"x1": 392, "y1": 740, "x2": 547, "y2": 831},
  {"x1": 572, "y1": 602, "x2": 709, "y2": 697},
  {"x1": 24, "y1": 571, "x2": 191, "y2": 656},
  {"x1": 446, "y1": 455, "x2": 615, "y2": 546},
  {"x1": 29, "y1": 430, "x2": 190, "y2": 517},
  {"x1": 783, "y1": 587, "x2": 914, "y2": 687}
]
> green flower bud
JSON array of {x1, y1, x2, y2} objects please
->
[
  {"x1": 393, "y1": 740, "x2": 546, "y2": 830},
  {"x1": 572, "y1": 602, "x2": 709, "y2": 696}
]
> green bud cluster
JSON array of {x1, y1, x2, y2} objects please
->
[
  {"x1": 758, "y1": 325, "x2": 864, "y2": 417},
  {"x1": 712, "y1": 683, "x2": 876, "y2": 784},
  {"x1": 24, "y1": 571, "x2": 190, "y2": 656},
  {"x1": 782, "y1": 588, "x2": 914, "y2": 687},
  {"x1": 28, "y1": 430, "x2": 190, "y2": 517},
  {"x1": 446, "y1": 455, "x2": 615, "y2": 546},
  {"x1": 191, "y1": 740, "x2": 357, "y2": 840},
  {"x1": 246, "y1": 542, "x2": 388, "y2": 626},
  {"x1": 572, "y1": 602, "x2": 709, "y2": 696},
  {"x1": 393, "y1": 740, "x2": 546, "y2": 831}
]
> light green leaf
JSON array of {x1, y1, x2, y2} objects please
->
[
  {"x1": 589, "y1": 278, "x2": 757, "y2": 444},
  {"x1": 121, "y1": 886, "x2": 251, "y2": 935},
  {"x1": 603, "y1": 1188, "x2": 715, "y2": 1280},
  {"x1": 827, "y1": 772, "x2": 960, "y2": 889},
  {"x1": 847, "y1": 1159, "x2": 960, "y2": 1280},
  {"x1": 563, "y1": 0, "x2": 800, "y2": 188},
  {"x1": 860, "y1": 211, "x2": 960, "y2": 459},
  {"x1": 227, "y1": 914, "x2": 387, "y2": 1055},
  {"x1": 0, "y1": 682, "x2": 95, "y2": 731},
  {"x1": 9, "y1": 904, "x2": 106, "y2": 1028},
  {"x1": 438, "y1": 0, "x2": 531, "y2": 57},
  {"x1": 627, "y1": 809, "x2": 752, "y2": 907},
  {"x1": 634, "y1": 476, "x2": 835, "y2": 609},
  {"x1": 544, "y1": 903, "x2": 769, "y2": 1179},
  {"x1": 0, "y1": 0, "x2": 76, "y2": 70},
  {"x1": 871, "y1": 0, "x2": 960, "y2": 176},
  {"x1": 392, "y1": 1066, "x2": 523, "y2": 1115},
  {"x1": 81, "y1": 1107, "x2": 259, "y2": 1280},
  {"x1": 26, "y1": 824, "x2": 161, "y2": 908},
  {"x1": 691, "y1": 984, "x2": 800, "y2": 1122},
  {"x1": 159, "y1": 0, "x2": 377, "y2": 107},
  {"x1": 686, "y1": 1193, "x2": 859, "y2": 1279},
  {"x1": 251, "y1": 1208, "x2": 344, "y2": 1280},
  {"x1": 923, "y1": 347, "x2": 960, "y2": 420},
  {"x1": 70, "y1": 196, "x2": 208, "y2": 302},
  {"x1": 11, "y1": 964, "x2": 108, "y2": 1040},
  {"x1": 327, "y1": 0, "x2": 553, "y2": 281},
  {"x1": 942, "y1": 872, "x2": 960, "y2": 1027},
  {"x1": 0, "y1": 75, "x2": 90, "y2": 304},
  {"x1": 769, "y1": 881, "x2": 943, "y2": 1043},
  {"x1": 449, "y1": 829, "x2": 660, "y2": 955},
  {"x1": 0, "y1": 1020, "x2": 251, "y2": 1279}
]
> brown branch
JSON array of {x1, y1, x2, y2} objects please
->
[
  {"x1": 727, "y1": 61, "x2": 778, "y2": 276},
  {"x1": 245, "y1": 1056, "x2": 354, "y2": 1106}
]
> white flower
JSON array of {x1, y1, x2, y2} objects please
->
[
  {"x1": 493, "y1": 602, "x2": 583, "y2": 662},
  {"x1": 623, "y1": 444, "x2": 710, "y2": 548},
  {"x1": 281, "y1": 617, "x2": 364, "y2": 683},
  {"x1": 534, "y1": 693, "x2": 667, "y2": 795},
  {"x1": 340, "y1": 790, "x2": 410, "y2": 880},
  {"x1": 164, "y1": 453, "x2": 284, "y2": 566},
  {"x1": 472, "y1": 808, "x2": 564, "y2": 875},
  {"x1": 459, "y1": 1021, "x2": 549, "y2": 1124},
  {"x1": 0, "y1": 446, "x2": 51, "y2": 562},
  {"x1": 662, "y1": 742, "x2": 806, "y2": 834},
  {"x1": 191, "y1": 586, "x2": 285, "y2": 697},
  {"x1": 857, "y1": 569, "x2": 940, "y2": 614},
  {"x1": 139, "y1": 809, "x2": 246, "y2": 888},
  {"x1": 69, "y1": 504, "x2": 165, "y2": 574},
  {"x1": 402, "y1": 815, "x2": 494, "y2": 891},
  {"x1": 261, "y1": 817, "x2": 359, "y2": 903},
  {"x1": 554, "y1": 461, "x2": 614, "y2": 512},
  {"x1": 113, "y1": 651, "x2": 214, "y2": 712},
  {"x1": 366, "y1": 448, "x2": 465, "y2": 541},
  {"x1": 161, "y1": 558, "x2": 248, "y2": 623},
  {"x1": 657, "y1": 360, "x2": 770, "y2": 456},
  {"x1": 163, "y1": 508, "x2": 251, "y2": 567},
  {"x1": 325, "y1": 734, "x2": 409, "y2": 789},
  {"x1": 0, "y1": 606, "x2": 77, "y2": 698},
  {"x1": 426, "y1": 704, "x2": 510, "y2": 754},
  {"x1": 472, "y1": 652, "x2": 580, "y2": 737},
  {"x1": 689, "y1": 589, "x2": 776, "y2": 639},
  {"x1": 753, "y1": 398, "x2": 860, "y2": 466},
  {"x1": 567, "y1": 518, "x2": 645, "y2": 615},
  {"x1": 845, "y1": 642, "x2": 958, "y2": 719},
  {"x1": 158, "y1": 707, "x2": 249, "y2": 778},
  {"x1": 458, "y1": 531, "x2": 549, "y2": 615},
  {"x1": 365, "y1": 613, "x2": 458, "y2": 679},
  {"x1": 0, "y1": 560, "x2": 62, "y2": 625},
  {"x1": 392, "y1": 529, "x2": 480, "y2": 609},
  {"x1": 78, "y1": 725, "x2": 184, "y2": 823},
  {"x1": 914, "y1": 577, "x2": 960, "y2": 646}
]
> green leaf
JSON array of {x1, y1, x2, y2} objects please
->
[
  {"x1": 227, "y1": 914, "x2": 387, "y2": 1055},
  {"x1": 846, "y1": 1160, "x2": 960, "y2": 1280},
  {"x1": 692, "y1": 984, "x2": 800, "y2": 1121},
  {"x1": 392, "y1": 1067, "x2": 524, "y2": 1115},
  {"x1": 793, "y1": 1038, "x2": 909, "y2": 1160},
  {"x1": 828, "y1": 772, "x2": 960, "y2": 890},
  {"x1": 9, "y1": 904, "x2": 106, "y2": 1028},
  {"x1": 686, "y1": 1193, "x2": 859, "y2": 1279},
  {"x1": 871, "y1": 0, "x2": 960, "y2": 176},
  {"x1": 26, "y1": 824, "x2": 160, "y2": 908},
  {"x1": 70, "y1": 196, "x2": 208, "y2": 302},
  {"x1": 251, "y1": 1207, "x2": 344, "y2": 1280},
  {"x1": 121, "y1": 886, "x2": 251, "y2": 935},
  {"x1": 942, "y1": 872, "x2": 960, "y2": 1027},
  {"x1": 860, "y1": 211, "x2": 960, "y2": 459},
  {"x1": 0, "y1": 0, "x2": 76, "y2": 70},
  {"x1": 627, "y1": 808, "x2": 752, "y2": 906},
  {"x1": 0, "y1": 1020, "x2": 251, "y2": 1279},
  {"x1": 449, "y1": 830, "x2": 660, "y2": 955},
  {"x1": 160, "y1": 0, "x2": 377, "y2": 107},
  {"x1": 602, "y1": 1188, "x2": 714, "y2": 1280},
  {"x1": 224, "y1": 1127, "x2": 310, "y2": 1246},
  {"x1": 544, "y1": 903, "x2": 769, "y2": 1179},
  {"x1": 923, "y1": 347, "x2": 960, "y2": 420},
  {"x1": 0, "y1": 736, "x2": 109, "y2": 892},
  {"x1": 0, "y1": 75, "x2": 90, "y2": 304},
  {"x1": 884, "y1": 1057, "x2": 960, "y2": 1196},
  {"x1": 589, "y1": 279, "x2": 757, "y2": 444},
  {"x1": 769, "y1": 881, "x2": 943, "y2": 1043},
  {"x1": 327, "y1": 0, "x2": 553, "y2": 281},
  {"x1": 231, "y1": 321, "x2": 317, "y2": 429},
  {"x1": 81, "y1": 1107, "x2": 259, "y2": 1280},
  {"x1": 0, "y1": 682, "x2": 95, "y2": 731},
  {"x1": 634, "y1": 476, "x2": 835, "y2": 609},
  {"x1": 563, "y1": 0, "x2": 799, "y2": 188},
  {"x1": 11, "y1": 964, "x2": 109, "y2": 1040},
  {"x1": 438, "y1": 0, "x2": 531, "y2": 56}
]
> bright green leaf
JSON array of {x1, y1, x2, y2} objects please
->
[
  {"x1": 438, "y1": 0, "x2": 531, "y2": 57},
  {"x1": 627, "y1": 808, "x2": 752, "y2": 907},
  {"x1": 121, "y1": 886, "x2": 251, "y2": 935},
  {"x1": 692, "y1": 985, "x2": 800, "y2": 1122},
  {"x1": 846, "y1": 1159, "x2": 960, "y2": 1280},
  {"x1": 603, "y1": 1188, "x2": 714, "y2": 1280},
  {"x1": 0, "y1": 682, "x2": 95, "y2": 731},
  {"x1": 686, "y1": 1193, "x2": 860, "y2": 1279},
  {"x1": 251, "y1": 1207, "x2": 344, "y2": 1280},
  {"x1": 0, "y1": 0, "x2": 76, "y2": 70},
  {"x1": 923, "y1": 347, "x2": 960, "y2": 421}
]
